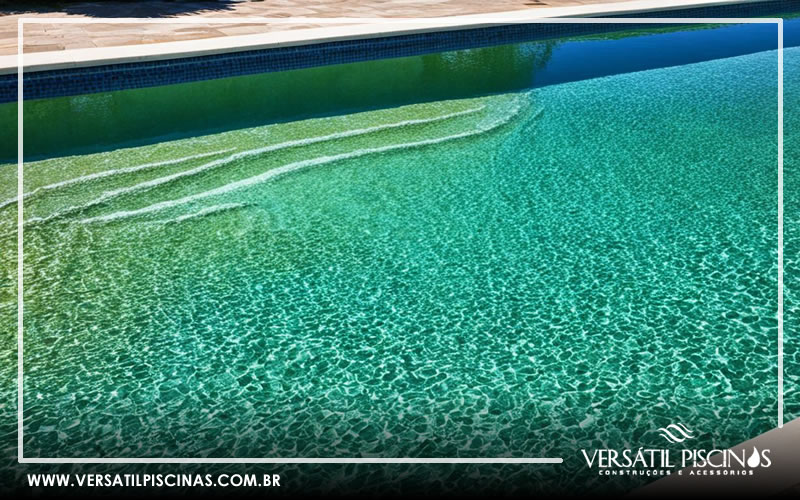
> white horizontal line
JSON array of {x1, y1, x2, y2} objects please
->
[
  {"x1": 21, "y1": 458, "x2": 564, "y2": 464},
  {"x1": 17, "y1": 17, "x2": 783, "y2": 24}
]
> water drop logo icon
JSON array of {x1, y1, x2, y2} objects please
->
[{"x1": 747, "y1": 447, "x2": 761, "y2": 468}]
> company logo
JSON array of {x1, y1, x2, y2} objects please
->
[
  {"x1": 580, "y1": 425, "x2": 772, "y2": 479},
  {"x1": 657, "y1": 423, "x2": 694, "y2": 444}
]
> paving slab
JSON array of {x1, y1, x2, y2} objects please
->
[{"x1": 0, "y1": 0, "x2": 636, "y2": 56}]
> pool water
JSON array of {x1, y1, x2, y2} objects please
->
[{"x1": 0, "y1": 22, "x2": 797, "y2": 494}]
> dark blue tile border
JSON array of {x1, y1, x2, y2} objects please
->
[{"x1": 1, "y1": 0, "x2": 797, "y2": 104}]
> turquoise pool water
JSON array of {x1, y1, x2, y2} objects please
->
[{"x1": 0, "y1": 25, "x2": 797, "y2": 495}]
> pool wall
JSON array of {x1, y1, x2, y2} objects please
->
[
  {"x1": 0, "y1": 43, "x2": 554, "y2": 161},
  {"x1": 1, "y1": 0, "x2": 797, "y2": 105},
  {"x1": 1, "y1": 0, "x2": 798, "y2": 161}
]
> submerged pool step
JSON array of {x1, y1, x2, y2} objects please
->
[
  {"x1": 21, "y1": 94, "x2": 528, "y2": 226},
  {"x1": 73, "y1": 105, "x2": 489, "y2": 221},
  {"x1": 2, "y1": 99, "x2": 490, "y2": 223},
  {"x1": 4, "y1": 149, "x2": 237, "y2": 220}
]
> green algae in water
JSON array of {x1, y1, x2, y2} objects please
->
[{"x1": 0, "y1": 47, "x2": 795, "y2": 494}]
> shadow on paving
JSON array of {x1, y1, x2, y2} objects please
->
[{"x1": 0, "y1": 0, "x2": 240, "y2": 17}]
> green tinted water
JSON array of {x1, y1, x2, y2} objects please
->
[{"x1": 0, "y1": 46, "x2": 796, "y2": 493}]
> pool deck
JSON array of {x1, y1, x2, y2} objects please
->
[
  {"x1": 1, "y1": 0, "x2": 634, "y2": 56},
  {"x1": 0, "y1": 0, "x2": 773, "y2": 74}
]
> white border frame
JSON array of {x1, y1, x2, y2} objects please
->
[{"x1": 16, "y1": 16, "x2": 784, "y2": 464}]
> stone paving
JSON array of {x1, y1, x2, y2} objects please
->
[{"x1": 0, "y1": 0, "x2": 630, "y2": 55}]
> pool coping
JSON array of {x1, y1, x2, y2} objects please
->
[{"x1": 0, "y1": 0, "x2": 771, "y2": 75}]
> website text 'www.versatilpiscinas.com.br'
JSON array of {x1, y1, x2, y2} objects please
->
[{"x1": 27, "y1": 473, "x2": 282, "y2": 488}]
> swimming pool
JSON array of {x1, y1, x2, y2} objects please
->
[{"x1": 1, "y1": 13, "x2": 798, "y2": 496}]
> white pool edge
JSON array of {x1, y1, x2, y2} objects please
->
[{"x1": 0, "y1": 0, "x2": 773, "y2": 75}]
